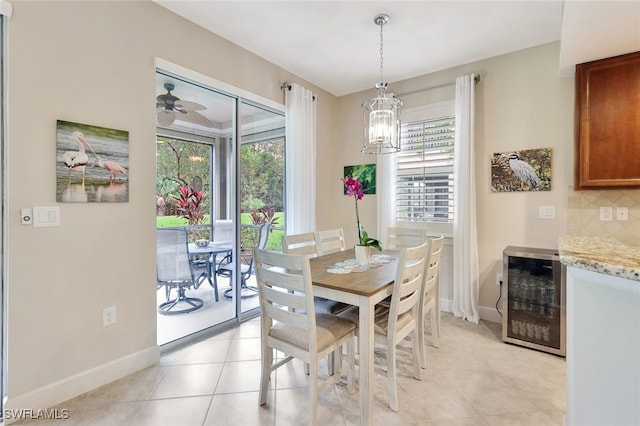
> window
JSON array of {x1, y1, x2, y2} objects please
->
[{"x1": 396, "y1": 102, "x2": 455, "y2": 223}]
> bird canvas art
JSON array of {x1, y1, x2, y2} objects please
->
[
  {"x1": 56, "y1": 120, "x2": 129, "y2": 202},
  {"x1": 491, "y1": 148, "x2": 551, "y2": 192}
]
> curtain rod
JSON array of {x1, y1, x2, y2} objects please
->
[
  {"x1": 281, "y1": 82, "x2": 317, "y2": 101},
  {"x1": 395, "y1": 74, "x2": 480, "y2": 97}
]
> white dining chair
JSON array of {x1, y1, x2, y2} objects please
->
[
  {"x1": 254, "y1": 248, "x2": 356, "y2": 425},
  {"x1": 339, "y1": 241, "x2": 428, "y2": 412},
  {"x1": 419, "y1": 235, "x2": 445, "y2": 367},
  {"x1": 315, "y1": 228, "x2": 345, "y2": 255},
  {"x1": 282, "y1": 232, "x2": 319, "y2": 257},
  {"x1": 387, "y1": 226, "x2": 428, "y2": 249}
]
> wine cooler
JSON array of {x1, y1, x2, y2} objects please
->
[{"x1": 502, "y1": 246, "x2": 566, "y2": 356}]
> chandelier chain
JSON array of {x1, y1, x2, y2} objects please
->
[{"x1": 379, "y1": 20, "x2": 384, "y2": 83}]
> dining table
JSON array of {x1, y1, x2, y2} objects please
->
[
  {"x1": 187, "y1": 242, "x2": 233, "y2": 301},
  {"x1": 309, "y1": 247, "x2": 400, "y2": 425}
]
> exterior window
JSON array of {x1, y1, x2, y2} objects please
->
[{"x1": 397, "y1": 104, "x2": 455, "y2": 223}]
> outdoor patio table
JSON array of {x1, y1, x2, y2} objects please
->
[
  {"x1": 188, "y1": 242, "x2": 232, "y2": 301},
  {"x1": 309, "y1": 248, "x2": 399, "y2": 426}
]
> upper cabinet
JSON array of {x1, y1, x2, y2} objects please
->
[{"x1": 575, "y1": 51, "x2": 640, "y2": 189}]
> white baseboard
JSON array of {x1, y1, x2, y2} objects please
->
[
  {"x1": 441, "y1": 298, "x2": 502, "y2": 324},
  {"x1": 4, "y1": 346, "x2": 160, "y2": 423}
]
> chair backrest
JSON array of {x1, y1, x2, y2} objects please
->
[
  {"x1": 388, "y1": 226, "x2": 428, "y2": 249},
  {"x1": 282, "y1": 232, "x2": 318, "y2": 257},
  {"x1": 423, "y1": 236, "x2": 445, "y2": 301},
  {"x1": 213, "y1": 219, "x2": 234, "y2": 244},
  {"x1": 316, "y1": 228, "x2": 345, "y2": 256},
  {"x1": 157, "y1": 228, "x2": 194, "y2": 284},
  {"x1": 386, "y1": 242, "x2": 430, "y2": 336},
  {"x1": 254, "y1": 248, "x2": 317, "y2": 351}
]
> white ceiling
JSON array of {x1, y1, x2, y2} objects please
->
[{"x1": 153, "y1": 0, "x2": 640, "y2": 129}]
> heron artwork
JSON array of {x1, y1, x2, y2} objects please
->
[{"x1": 508, "y1": 153, "x2": 541, "y2": 189}]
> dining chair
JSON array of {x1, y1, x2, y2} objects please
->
[
  {"x1": 254, "y1": 248, "x2": 356, "y2": 425},
  {"x1": 339, "y1": 241, "x2": 429, "y2": 412},
  {"x1": 418, "y1": 236, "x2": 445, "y2": 368},
  {"x1": 282, "y1": 232, "x2": 318, "y2": 257},
  {"x1": 315, "y1": 228, "x2": 346, "y2": 256},
  {"x1": 216, "y1": 223, "x2": 271, "y2": 299},
  {"x1": 387, "y1": 226, "x2": 428, "y2": 249},
  {"x1": 156, "y1": 228, "x2": 204, "y2": 315}
]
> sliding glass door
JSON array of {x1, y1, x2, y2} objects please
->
[{"x1": 155, "y1": 69, "x2": 285, "y2": 345}]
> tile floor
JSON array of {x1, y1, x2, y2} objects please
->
[{"x1": 14, "y1": 313, "x2": 566, "y2": 426}]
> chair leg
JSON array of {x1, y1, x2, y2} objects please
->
[
  {"x1": 309, "y1": 357, "x2": 319, "y2": 426},
  {"x1": 419, "y1": 308, "x2": 427, "y2": 369},
  {"x1": 259, "y1": 346, "x2": 272, "y2": 406},
  {"x1": 412, "y1": 328, "x2": 423, "y2": 382},
  {"x1": 387, "y1": 337, "x2": 399, "y2": 412},
  {"x1": 431, "y1": 308, "x2": 440, "y2": 348}
]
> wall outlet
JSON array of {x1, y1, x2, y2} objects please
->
[
  {"x1": 103, "y1": 306, "x2": 117, "y2": 327},
  {"x1": 600, "y1": 207, "x2": 613, "y2": 221},
  {"x1": 616, "y1": 207, "x2": 628, "y2": 221},
  {"x1": 496, "y1": 272, "x2": 503, "y2": 286}
]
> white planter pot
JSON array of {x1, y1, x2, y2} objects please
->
[{"x1": 355, "y1": 245, "x2": 370, "y2": 265}]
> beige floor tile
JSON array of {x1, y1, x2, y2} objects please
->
[
  {"x1": 483, "y1": 410, "x2": 564, "y2": 426},
  {"x1": 274, "y1": 387, "x2": 346, "y2": 426},
  {"x1": 159, "y1": 338, "x2": 232, "y2": 365},
  {"x1": 131, "y1": 396, "x2": 211, "y2": 426},
  {"x1": 215, "y1": 359, "x2": 265, "y2": 394},
  {"x1": 150, "y1": 363, "x2": 223, "y2": 399},
  {"x1": 226, "y1": 336, "x2": 262, "y2": 361},
  {"x1": 204, "y1": 391, "x2": 275, "y2": 426}
]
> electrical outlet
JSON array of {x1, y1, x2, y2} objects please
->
[
  {"x1": 103, "y1": 306, "x2": 116, "y2": 327},
  {"x1": 616, "y1": 207, "x2": 628, "y2": 221},
  {"x1": 496, "y1": 272, "x2": 503, "y2": 286}
]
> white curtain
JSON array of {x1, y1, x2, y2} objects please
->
[
  {"x1": 376, "y1": 153, "x2": 396, "y2": 248},
  {"x1": 452, "y1": 74, "x2": 480, "y2": 324},
  {"x1": 285, "y1": 83, "x2": 317, "y2": 234}
]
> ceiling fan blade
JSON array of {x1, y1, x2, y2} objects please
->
[
  {"x1": 174, "y1": 99, "x2": 206, "y2": 111},
  {"x1": 157, "y1": 110, "x2": 176, "y2": 127},
  {"x1": 176, "y1": 110, "x2": 215, "y2": 128}
]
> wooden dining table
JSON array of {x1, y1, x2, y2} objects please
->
[{"x1": 309, "y1": 248, "x2": 400, "y2": 425}]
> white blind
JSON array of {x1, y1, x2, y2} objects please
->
[{"x1": 396, "y1": 115, "x2": 455, "y2": 223}]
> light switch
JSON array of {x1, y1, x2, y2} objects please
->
[
  {"x1": 600, "y1": 207, "x2": 613, "y2": 221},
  {"x1": 33, "y1": 206, "x2": 60, "y2": 227}
]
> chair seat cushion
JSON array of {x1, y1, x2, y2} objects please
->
[{"x1": 269, "y1": 313, "x2": 355, "y2": 352}]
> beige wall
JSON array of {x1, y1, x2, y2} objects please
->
[
  {"x1": 334, "y1": 42, "x2": 574, "y2": 314},
  {"x1": 5, "y1": 0, "x2": 338, "y2": 409}
]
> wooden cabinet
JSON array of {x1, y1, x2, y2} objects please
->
[{"x1": 575, "y1": 51, "x2": 640, "y2": 189}]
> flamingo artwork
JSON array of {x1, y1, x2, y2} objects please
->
[
  {"x1": 63, "y1": 131, "x2": 97, "y2": 182},
  {"x1": 95, "y1": 156, "x2": 127, "y2": 181}
]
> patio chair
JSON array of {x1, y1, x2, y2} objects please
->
[
  {"x1": 254, "y1": 248, "x2": 355, "y2": 425},
  {"x1": 156, "y1": 228, "x2": 204, "y2": 315},
  {"x1": 216, "y1": 222, "x2": 271, "y2": 299}
]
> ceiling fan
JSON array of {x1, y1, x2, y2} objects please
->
[{"x1": 156, "y1": 82, "x2": 214, "y2": 128}]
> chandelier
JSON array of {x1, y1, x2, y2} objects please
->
[{"x1": 362, "y1": 14, "x2": 402, "y2": 154}]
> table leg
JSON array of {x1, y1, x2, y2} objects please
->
[{"x1": 358, "y1": 296, "x2": 375, "y2": 425}]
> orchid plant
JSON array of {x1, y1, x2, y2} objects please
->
[{"x1": 343, "y1": 177, "x2": 382, "y2": 251}]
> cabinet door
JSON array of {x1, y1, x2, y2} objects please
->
[{"x1": 575, "y1": 51, "x2": 640, "y2": 189}]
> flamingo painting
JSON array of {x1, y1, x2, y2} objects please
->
[
  {"x1": 63, "y1": 131, "x2": 97, "y2": 182},
  {"x1": 56, "y1": 120, "x2": 129, "y2": 203},
  {"x1": 95, "y1": 156, "x2": 127, "y2": 181}
]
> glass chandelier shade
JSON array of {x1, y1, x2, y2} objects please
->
[
  {"x1": 362, "y1": 83, "x2": 402, "y2": 154},
  {"x1": 361, "y1": 14, "x2": 402, "y2": 154}
]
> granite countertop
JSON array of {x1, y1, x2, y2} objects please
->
[{"x1": 558, "y1": 235, "x2": 640, "y2": 282}]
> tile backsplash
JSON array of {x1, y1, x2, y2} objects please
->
[{"x1": 568, "y1": 188, "x2": 640, "y2": 246}]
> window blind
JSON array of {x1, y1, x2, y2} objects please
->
[{"x1": 396, "y1": 115, "x2": 455, "y2": 223}]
